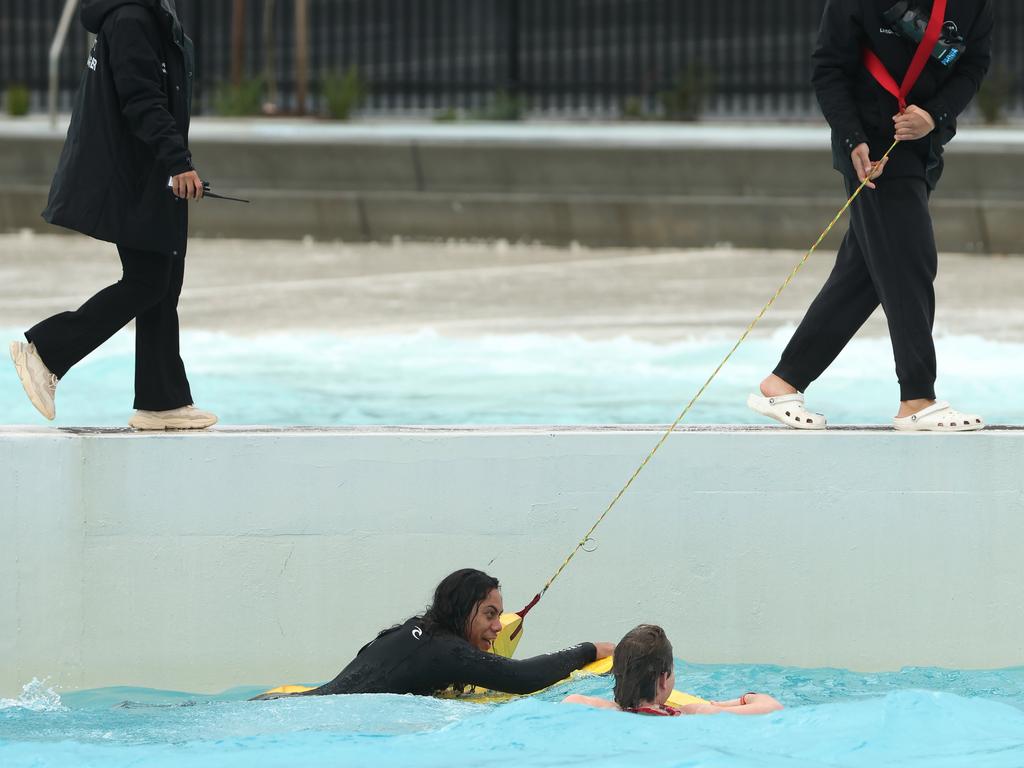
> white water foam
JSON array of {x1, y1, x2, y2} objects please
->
[
  {"x1": 2, "y1": 326, "x2": 1022, "y2": 426},
  {"x1": 0, "y1": 678, "x2": 64, "y2": 712}
]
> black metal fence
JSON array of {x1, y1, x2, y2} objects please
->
[{"x1": 2, "y1": 0, "x2": 1022, "y2": 119}]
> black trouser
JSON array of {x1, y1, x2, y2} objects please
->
[
  {"x1": 774, "y1": 175, "x2": 938, "y2": 402},
  {"x1": 26, "y1": 245, "x2": 193, "y2": 411}
]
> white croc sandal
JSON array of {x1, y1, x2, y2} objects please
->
[
  {"x1": 893, "y1": 401, "x2": 984, "y2": 432},
  {"x1": 746, "y1": 393, "x2": 826, "y2": 430}
]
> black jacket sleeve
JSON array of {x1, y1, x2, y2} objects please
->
[
  {"x1": 444, "y1": 642, "x2": 597, "y2": 695},
  {"x1": 921, "y1": 0, "x2": 994, "y2": 133},
  {"x1": 107, "y1": 9, "x2": 192, "y2": 177},
  {"x1": 811, "y1": 0, "x2": 868, "y2": 155}
]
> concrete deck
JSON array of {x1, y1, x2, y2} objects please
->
[{"x1": 4, "y1": 117, "x2": 1024, "y2": 150}]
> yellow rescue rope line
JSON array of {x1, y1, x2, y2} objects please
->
[{"x1": 529, "y1": 140, "x2": 901, "y2": 606}]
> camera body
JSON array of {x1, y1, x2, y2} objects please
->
[{"x1": 882, "y1": 1, "x2": 966, "y2": 66}]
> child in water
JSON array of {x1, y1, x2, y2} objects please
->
[{"x1": 563, "y1": 624, "x2": 782, "y2": 716}]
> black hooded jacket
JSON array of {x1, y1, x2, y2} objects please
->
[
  {"x1": 42, "y1": 0, "x2": 196, "y2": 255},
  {"x1": 813, "y1": 0, "x2": 993, "y2": 189}
]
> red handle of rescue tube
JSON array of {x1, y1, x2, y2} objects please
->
[{"x1": 509, "y1": 593, "x2": 542, "y2": 641}]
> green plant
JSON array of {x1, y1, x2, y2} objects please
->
[
  {"x1": 5, "y1": 84, "x2": 30, "y2": 117},
  {"x1": 471, "y1": 90, "x2": 525, "y2": 122},
  {"x1": 976, "y1": 69, "x2": 1014, "y2": 125},
  {"x1": 659, "y1": 64, "x2": 713, "y2": 122},
  {"x1": 620, "y1": 96, "x2": 651, "y2": 121},
  {"x1": 434, "y1": 107, "x2": 459, "y2": 123},
  {"x1": 213, "y1": 78, "x2": 265, "y2": 117},
  {"x1": 323, "y1": 67, "x2": 367, "y2": 120}
]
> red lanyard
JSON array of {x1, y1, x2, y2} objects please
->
[{"x1": 863, "y1": 0, "x2": 948, "y2": 111}]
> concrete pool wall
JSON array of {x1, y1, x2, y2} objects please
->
[
  {"x1": 3, "y1": 121, "x2": 1022, "y2": 252},
  {"x1": 1, "y1": 425, "x2": 1022, "y2": 696}
]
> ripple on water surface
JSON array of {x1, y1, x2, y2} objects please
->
[
  {"x1": 3, "y1": 663, "x2": 1024, "y2": 768},
  {"x1": 2, "y1": 327, "x2": 1022, "y2": 426}
]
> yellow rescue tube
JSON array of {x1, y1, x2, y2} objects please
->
[
  {"x1": 258, "y1": 655, "x2": 707, "y2": 705},
  {"x1": 491, "y1": 611, "x2": 525, "y2": 658},
  {"x1": 260, "y1": 684, "x2": 316, "y2": 696}
]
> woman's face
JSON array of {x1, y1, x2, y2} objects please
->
[{"x1": 466, "y1": 588, "x2": 504, "y2": 651}]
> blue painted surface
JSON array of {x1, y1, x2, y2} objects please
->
[
  {"x1": 3, "y1": 662, "x2": 1024, "y2": 767},
  {"x1": 3, "y1": 328, "x2": 1022, "y2": 427}
]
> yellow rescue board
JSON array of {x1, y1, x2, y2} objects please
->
[{"x1": 258, "y1": 655, "x2": 707, "y2": 706}]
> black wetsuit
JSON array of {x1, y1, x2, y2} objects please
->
[{"x1": 259, "y1": 618, "x2": 596, "y2": 698}]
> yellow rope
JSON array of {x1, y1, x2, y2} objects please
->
[{"x1": 537, "y1": 141, "x2": 900, "y2": 599}]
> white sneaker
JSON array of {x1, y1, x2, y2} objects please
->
[
  {"x1": 128, "y1": 405, "x2": 218, "y2": 431},
  {"x1": 9, "y1": 341, "x2": 58, "y2": 420}
]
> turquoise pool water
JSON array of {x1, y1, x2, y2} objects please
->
[
  {"x1": 3, "y1": 327, "x2": 1023, "y2": 426},
  {"x1": 3, "y1": 662, "x2": 1024, "y2": 767}
]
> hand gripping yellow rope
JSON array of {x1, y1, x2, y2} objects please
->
[{"x1": 503, "y1": 140, "x2": 901, "y2": 636}]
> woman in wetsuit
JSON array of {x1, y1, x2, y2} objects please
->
[
  {"x1": 563, "y1": 624, "x2": 782, "y2": 716},
  {"x1": 255, "y1": 568, "x2": 613, "y2": 699}
]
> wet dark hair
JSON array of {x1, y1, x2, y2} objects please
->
[
  {"x1": 421, "y1": 568, "x2": 500, "y2": 640},
  {"x1": 612, "y1": 624, "x2": 674, "y2": 710}
]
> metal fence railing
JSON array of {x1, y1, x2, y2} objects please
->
[{"x1": 2, "y1": 0, "x2": 1022, "y2": 119}]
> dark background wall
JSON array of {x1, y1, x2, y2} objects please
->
[{"x1": 1, "y1": 0, "x2": 1022, "y2": 118}]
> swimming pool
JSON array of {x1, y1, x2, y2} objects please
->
[
  {"x1": 3, "y1": 327, "x2": 1023, "y2": 427},
  {"x1": 3, "y1": 662, "x2": 1024, "y2": 767}
]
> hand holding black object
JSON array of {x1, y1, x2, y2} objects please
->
[
  {"x1": 200, "y1": 181, "x2": 250, "y2": 204},
  {"x1": 171, "y1": 170, "x2": 203, "y2": 199},
  {"x1": 167, "y1": 175, "x2": 249, "y2": 203}
]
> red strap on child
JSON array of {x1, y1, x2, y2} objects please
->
[
  {"x1": 863, "y1": 0, "x2": 947, "y2": 111},
  {"x1": 627, "y1": 704, "x2": 682, "y2": 717}
]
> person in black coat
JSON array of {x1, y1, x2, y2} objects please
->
[
  {"x1": 748, "y1": 0, "x2": 993, "y2": 433},
  {"x1": 8, "y1": 0, "x2": 216, "y2": 430}
]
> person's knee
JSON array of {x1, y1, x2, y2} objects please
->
[{"x1": 120, "y1": 260, "x2": 173, "y2": 309}]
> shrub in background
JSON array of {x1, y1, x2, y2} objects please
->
[
  {"x1": 434, "y1": 106, "x2": 459, "y2": 122},
  {"x1": 213, "y1": 78, "x2": 265, "y2": 117},
  {"x1": 659, "y1": 63, "x2": 713, "y2": 122},
  {"x1": 434, "y1": 94, "x2": 526, "y2": 122},
  {"x1": 976, "y1": 69, "x2": 1014, "y2": 125},
  {"x1": 618, "y1": 64, "x2": 713, "y2": 122},
  {"x1": 5, "y1": 84, "x2": 31, "y2": 117},
  {"x1": 471, "y1": 90, "x2": 525, "y2": 121},
  {"x1": 620, "y1": 97, "x2": 648, "y2": 121},
  {"x1": 323, "y1": 67, "x2": 367, "y2": 120}
]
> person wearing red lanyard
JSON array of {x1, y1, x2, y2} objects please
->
[
  {"x1": 749, "y1": 0, "x2": 994, "y2": 432},
  {"x1": 562, "y1": 624, "x2": 783, "y2": 716}
]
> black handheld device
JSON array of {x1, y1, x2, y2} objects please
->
[
  {"x1": 166, "y1": 177, "x2": 250, "y2": 203},
  {"x1": 199, "y1": 181, "x2": 250, "y2": 203},
  {"x1": 882, "y1": 1, "x2": 966, "y2": 67}
]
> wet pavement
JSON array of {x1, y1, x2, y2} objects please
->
[{"x1": 1, "y1": 232, "x2": 1022, "y2": 341}]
